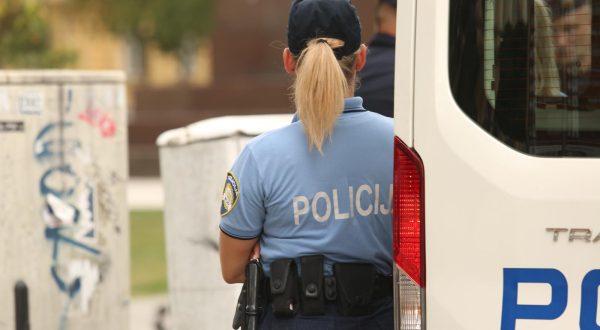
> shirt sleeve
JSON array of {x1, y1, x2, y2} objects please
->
[{"x1": 219, "y1": 146, "x2": 265, "y2": 239}]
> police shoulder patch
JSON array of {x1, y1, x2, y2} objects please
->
[{"x1": 221, "y1": 172, "x2": 240, "y2": 217}]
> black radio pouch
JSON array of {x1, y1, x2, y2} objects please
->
[
  {"x1": 333, "y1": 263, "x2": 377, "y2": 316},
  {"x1": 269, "y1": 259, "x2": 298, "y2": 317},
  {"x1": 299, "y1": 255, "x2": 325, "y2": 316}
]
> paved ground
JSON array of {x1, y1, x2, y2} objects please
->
[
  {"x1": 128, "y1": 178, "x2": 170, "y2": 330},
  {"x1": 130, "y1": 294, "x2": 170, "y2": 330}
]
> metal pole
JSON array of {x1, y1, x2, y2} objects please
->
[{"x1": 14, "y1": 280, "x2": 30, "y2": 330}]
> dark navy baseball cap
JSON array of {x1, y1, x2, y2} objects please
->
[{"x1": 287, "y1": 0, "x2": 362, "y2": 58}]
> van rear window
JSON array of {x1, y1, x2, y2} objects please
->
[{"x1": 449, "y1": 0, "x2": 600, "y2": 157}]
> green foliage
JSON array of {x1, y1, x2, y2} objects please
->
[
  {"x1": 0, "y1": 1, "x2": 76, "y2": 68},
  {"x1": 152, "y1": 0, "x2": 213, "y2": 52},
  {"x1": 69, "y1": 0, "x2": 213, "y2": 54}
]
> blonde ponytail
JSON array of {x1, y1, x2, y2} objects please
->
[{"x1": 293, "y1": 38, "x2": 358, "y2": 153}]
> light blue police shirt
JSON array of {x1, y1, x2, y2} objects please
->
[{"x1": 219, "y1": 97, "x2": 393, "y2": 276}]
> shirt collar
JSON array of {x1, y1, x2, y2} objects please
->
[
  {"x1": 344, "y1": 96, "x2": 365, "y2": 111},
  {"x1": 291, "y1": 97, "x2": 366, "y2": 123}
]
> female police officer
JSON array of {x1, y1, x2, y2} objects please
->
[{"x1": 219, "y1": 0, "x2": 394, "y2": 328}]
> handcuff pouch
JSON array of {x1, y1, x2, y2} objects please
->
[
  {"x1": 269, "y1": 258, "x2": 298, "y2": 317},
  {"x1": 299, "y1": 255, "x2": 325, "y2": 316}
]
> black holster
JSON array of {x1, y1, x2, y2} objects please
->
[{"x1": 232, "y1": 260, "x2": 265, "y2": 330}]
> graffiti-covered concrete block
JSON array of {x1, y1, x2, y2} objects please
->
[{"x1": 0, "y1": 70, "x2": 129, "y2": 330}]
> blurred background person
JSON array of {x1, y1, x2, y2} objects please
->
[
  {"x1": 356, "y1": 0, "x2": 396, "y2": 118},
  {"x1": 548, "y1": 0, "x2": 592, "y2": 104}
]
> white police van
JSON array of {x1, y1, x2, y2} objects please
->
[{"x1": 392, "y1": 0, "x2": 600, "y2": 329}]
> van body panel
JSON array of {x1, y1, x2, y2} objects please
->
[
  {"x1": 392, "y1": 0, "x2": 417, "y2": 147},
  {"x1": 393, "y1": 0, "x2": 600, "y2": 329}
]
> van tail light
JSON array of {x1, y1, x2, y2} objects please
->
[{"x1": 393, "y1": 136, "x2": 425, "y2": 329}]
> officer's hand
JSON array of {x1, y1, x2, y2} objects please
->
[{"x1": 250, "y1": 242, "x2": 260, "y2": 260}]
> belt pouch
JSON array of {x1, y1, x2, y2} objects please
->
[
  {"x1": 299, "y1": 255, "x2": 325, "y2": 316},
  {"x1": 333, "y1": 263, "x2": 376, "y2": 316},
  {"x1": 269, "y1": 259, "x2": 298, "y2": 317},
  {"x1": 372, "y1": 274, "x2": 393, "y2": 300}
]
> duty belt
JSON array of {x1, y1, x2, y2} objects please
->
[{"x1": 267, "y1": 255, "x2": 392, "y2": 317}]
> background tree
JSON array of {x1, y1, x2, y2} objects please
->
[
  {"x1": 0, "y1": 1, "x2": 76, "y2": 68},
  {"x1": 68, "y1": 0, "x2": 214, "y2": 82}
]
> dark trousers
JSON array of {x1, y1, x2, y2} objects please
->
[{"x1": 258, "y1": 297, "x2": 393, "y2": 330}]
